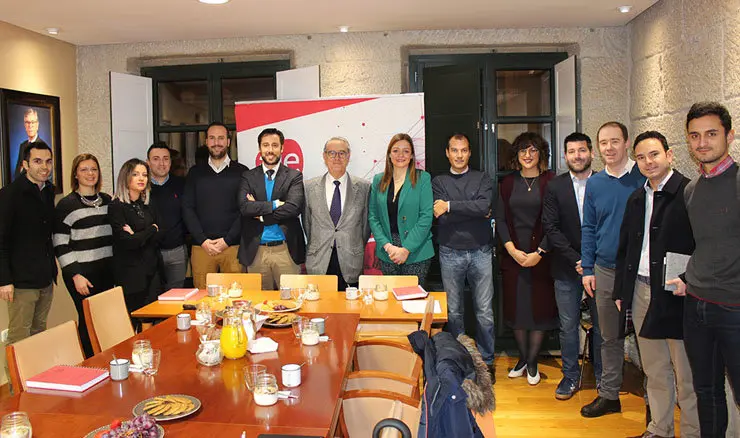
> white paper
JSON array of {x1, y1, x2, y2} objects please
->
[
  {"x1": 248, "y1": 337, "x2": 279, "y2": 354},
  {"x1": 664, "y1": 252, "x2": 691, "y2": 291},
  {"x1": 401, "y1": 300, "x2": 442, "y2": 314}
]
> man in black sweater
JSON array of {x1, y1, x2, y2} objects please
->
[
  {"x1": 674, "y1": 102, "x2": 740, "y2": 437},
  {"x1": 148, "y1": 142, "x2": 187, "y2": 290},
  {"x1": 183, "y1": 122, "x2": 248, "y2": 290},
  {"x1": 432, "y1": 133, "x2": 495, "y2": 376},
  {"x1": 0, "y1": 142, "x2": 57, "y2": 388}
]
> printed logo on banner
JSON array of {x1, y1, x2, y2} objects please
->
[{"x1": 254, "y1": 139, "x2": 304, "y2": 172}]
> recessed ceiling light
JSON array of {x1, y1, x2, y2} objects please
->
[
  {"x1": 198, "y1": 0, "x2": 229, "y2": 4},
  {"x1": 617, "y1": 5, "x2": 632, "y2": 13},
  {"x1": 339, "y1": 26, "x2": 349, "y2": 33},
  {"x1": 45, "y1": 28, "x2": 59, "y2": 35}
]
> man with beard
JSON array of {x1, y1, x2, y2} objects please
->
[
  {"x1": 182, "y1": 122, "x2": 248, "y2": 290},
  {"x1": 238, "y1": 128, "x2": 306, "y2": 290},
  {"x1": 543, "y1": 132, "x2": 603, "y2": 400}
]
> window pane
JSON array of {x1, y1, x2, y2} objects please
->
[
  {"x1": 158, "y1": 81, "x2": 209, "y2": 126},
  {"x1": 496, "y1": 70, "x2": 551, "y2": 117},
  {"x1": 496, "y1": 123, "x2": 552, "y2": 171},
  {"x1": 222, "y1": 77, "x2": 276, "y2": 124}
]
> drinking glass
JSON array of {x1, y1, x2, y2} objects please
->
[
  {"x1": 243, "y1": 364, "x2": 267, "y2": 392},
  {"x1": 131, "y1": 340, "x2": 152, "y2": 367},
  {"x1": 362, "y1": 288, "x2": 374, "y2": 305},
  {"x1": 291, "y1": 316, "x2": 305, "y2": 339},
  {"x1": 291, "y1": 288, "x2": 306, "y2": 303},
  {"x1": 195, "y1": 301, "x2": 213, "y2": 325},
  {"x1": 143, "y1": 349, "x2": 161, "y2": 376},
  {"x1": 0, "y1": 412, "x2": 31, "y2": 438},
  {"x1": 253, "y1": 373, "x2": 279, "y2": 406}
]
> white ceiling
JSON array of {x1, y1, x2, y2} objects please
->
[{"x1": 0, "y1": 0, "x2": 658, "y2": 46}]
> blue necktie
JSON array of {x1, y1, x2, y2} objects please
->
[{"x1": 330, "y1": 180, "x2": 341, "y2": 226}]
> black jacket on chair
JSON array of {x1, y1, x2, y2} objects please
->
[
  {"x1": 613, "y1": 171, "x2": 694, "y2": 339},
  {"x1": 237, "y1": 165, "x2": 306, "y2": 267},
  {"x1": 542, "y1": 171, "x2": 586, "y2": 281}
]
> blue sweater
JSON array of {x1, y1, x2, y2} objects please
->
[{"x1": 581, "y1": 164, "x2": 645, "y2": 275}]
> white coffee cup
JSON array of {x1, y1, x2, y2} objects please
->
[
  {"x1": 281, "y1": 364, "x2": 301, "y2": 387},
  {"x1": 177, "y1": 313, "x2": 191, "y2": 330},
  {"x1": 345, "y1": 287, "x2": 359, "y2": 300},
  {"x1": 110, "y1": 358, "x2": 130, "y2": 381}
]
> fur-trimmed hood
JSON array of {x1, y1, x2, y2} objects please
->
[{"x1": 457, "y1": 334, "x2": 496, "y2": 414}]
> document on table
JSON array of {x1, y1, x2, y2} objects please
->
[
  {"x1": 401, "y1": 300, "x2": 442, "y2": 314},
  {"x1": 664, "y1": 252, "x2": 691, "y2": 291}
]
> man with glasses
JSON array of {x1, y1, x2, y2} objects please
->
[
  {"x1": 13, "y1": 108, "x2": 49, "y2": 181},
  {"x1": 303, "y1": 137, "x2": 371, "y2": 290}
]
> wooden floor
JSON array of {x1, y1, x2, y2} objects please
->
[{"x1": 491, "y1": 356, "x2": 670, "y2": 438}]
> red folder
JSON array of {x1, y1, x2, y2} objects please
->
[
  {"x1": 392, "y1": 285, "x2": 429, "y2": 301},
  {"x1": 26, "y1": 365, "x2": 109, "y2": 392},
  {"x1": 158, "y1": 288, "x2": 199, "y2": 301}
]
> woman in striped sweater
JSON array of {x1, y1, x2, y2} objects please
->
[{"x1": 53, "y1": 153, "x2": 113, "y2": 357}]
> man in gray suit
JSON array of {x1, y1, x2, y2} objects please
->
[{"x1": 303, "y1": 137, "x2": 371, "y2": 290}]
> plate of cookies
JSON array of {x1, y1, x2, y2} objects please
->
[
  {"x1": 262, "y1": 312, "x2": 299, "y2": 328},
  {"x1": 133, "y1": 394, "x2": 201, "y2": 421}
]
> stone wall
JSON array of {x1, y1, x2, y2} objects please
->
[
  {"x1": 77, "y1": 27, "x2": 629, "y2": 190},
  {"x1": 630, "y1": 0, "x2": 740, "y2": 178}
]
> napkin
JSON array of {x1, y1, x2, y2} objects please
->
[
  {"x1": 248, "y1": 337, "x2": 278, "y2": 354},
  {"x1": 129, "y1": 364, "x2": 144, "y2": 373},
  {"x1": 191, "y1": 319, "x2": 208, "y2": 326},
  {"x1": 254, "y1": 314, "x2": 269, "y2": 332}
]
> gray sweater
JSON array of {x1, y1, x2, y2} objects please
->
[{"x1": 684, "y1": 163, "x2": 740, "y2": 304}]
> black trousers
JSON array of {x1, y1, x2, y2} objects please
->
[
  {"x1": 63, "y1": 270, "x2": 114, "y2": 358},
  {"x1": 326, "y1": 246, "x2": 357, "y2": 291}
]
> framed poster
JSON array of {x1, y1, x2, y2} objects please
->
[{"x1": 0, "y1": 89, "x2": 62, "y2": 192}]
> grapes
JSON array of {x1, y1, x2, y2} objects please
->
[{"x1": 101, "y1": 414, "x2": 159, "y2": 437}]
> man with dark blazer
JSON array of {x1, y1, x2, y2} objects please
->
[
  {"x1": 238, "y1": 128, "x2": 306, "y2": 290},
  {"x1": 613, "y1": 131, "x2": 699, "y2": 438},
  {"x1": 13, "y1": 108, "x2": 49, "y2": 181},
  {"x1": 543, "y1": 132, "x2": 602, "y2": 400}
]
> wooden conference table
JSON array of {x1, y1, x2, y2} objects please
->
[
  {"x1": 0, "y1": 313, "x2": 361, "y2": 437},
  {"x1": 131, "y1": 290, "x2": 448, "y2": 325}
]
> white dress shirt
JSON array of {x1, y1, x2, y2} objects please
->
[
  {"x1": 570, "y1": 170, "x2": 592, "y2": 224},
  {"x1": 325, "y1": 172, "x2": 348, "y2": 212},
  {"x1": 208, "y1": 155, "x2": 231, "y2": 173},
  {"x1": 262, "y1": 162, "x2": 280, "y2": 177},
  {"x1": 638, "y1": 170, "x2": 674, "y2": 277},
  {"x1": 604, "y1": 158, "x2": 636, "y2": 178}
]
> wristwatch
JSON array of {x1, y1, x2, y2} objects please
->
[{"x1": 536, "y1": 248, "x2": 546, "y2": 256}]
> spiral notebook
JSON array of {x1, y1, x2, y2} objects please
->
[{"x1": 25, "y1": 365, "x2": 109, "y2": 392}]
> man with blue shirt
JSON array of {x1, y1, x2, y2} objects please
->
[
  {"x1": 580, "y1": 122, "x2": 646, "y2": 418},
  {"x1": 238, "y1": 128, "x2": 306, "y2": 290}
]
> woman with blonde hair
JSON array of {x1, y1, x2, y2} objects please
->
[
  {"x1": 368, "y1": 133, "x2": 434, "y2": 285},
  {"x1": 53, "y1": 153, "x2": 113, "y2": 357},
  {"x1": 108, "y1": 158, "x2": 161, "y2": 316}
]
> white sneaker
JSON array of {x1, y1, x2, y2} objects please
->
[
  {"x1": 527, "y1": 369, "x2": 541, "y2": 385},
  {"x1": 508, "y1": 362, "x2": 527, "y2": 378}
]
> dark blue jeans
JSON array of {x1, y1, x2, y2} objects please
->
[
  {"x1": 440, "y1": 245, "x2": 495, "y2": 364},
  {"x1": 683, "y1": 294, "x2": 740, "y2": 438},
  {"x1": 554, "y1": 277, "x2": 602, "y2": 382}
]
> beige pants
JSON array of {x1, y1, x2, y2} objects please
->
[
  {"x1": 633, "y1": 279, "x2": 700, "y2": 438},
  {"x1": 191, "y1": 245, "x2": 242, "y2": 290},
  {"x1": 247, "y1": 243, "x2": 299, "y2": 291}
]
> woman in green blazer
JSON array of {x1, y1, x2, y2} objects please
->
[{"x1": 368, "y1": 133, "x2": 434, "y2": 285}]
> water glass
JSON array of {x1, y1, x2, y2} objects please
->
[
  {"x1": 291, "y1": 288, "x2": 306, "y2": 303},
  {"x1": 253, "y1": 373, "x2": 279, "y2": 406},
  {"x1": 131, "y1": 340, "x2": 152, "y2": 367},
  {"x1": 195, "y1": 301, "x2": 213, "y2": 324},
  {"x1": 362, "y1": 288, "x2": 374, "y2": 305},
  {"x1": 301, "y1": 322, "x2": 320, "y2": 346},
  {"x1": 244, "y1": 364, "x2": 267, "y2": 392},
  {"x1": 0, "y1": 412, "x2": 31, "y2": 438},
  {"x1": 291, "y1": 316, "x2": 306, "y2": 339},
  {"x1": 143, "y1": 349, "x2": 161, "y2": 376}
]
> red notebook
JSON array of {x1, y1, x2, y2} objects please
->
[
  {"x1": 26, "y1": 365, "x2": 109, "y2": 392},
  {"x1": 158, "y1": 288, "x2": 199, "y2": 301},
  {"x1": 392, "y1": 285, "x2": 429, "y2": 301}
]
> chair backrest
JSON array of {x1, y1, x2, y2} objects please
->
[
  {"x1": 340, "y1": 390, "x2": 420, "y2": 438},
  {"x1": 354, "y1": 340, "x2": 420, "y2": 378},
  {"x1": 279, "y1": 275, "x2": 338, "y2": 292},
  {"x1": 82, "y1": 286, "x2": 135, "y2": 354},
  {"x1": 6, "y1": 320, "x2": 85, "y2": 392},
  {"x1": 358, "y1": 275, "x2": 418, "y2": 290},
  {"x1": 205, "y1": 273, "x2": 262, "y2": 290},
  {"x1": 419, "y1": 296, "x2": 435, "y2": 335},
  {"x1": 344, "y1": 370, "x2": 416, "y2": 398}
]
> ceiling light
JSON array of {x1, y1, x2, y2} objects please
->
[
  {"x1": 45, "y1": 28, "x2": 59, "y2": 35},
  {"x1": 198, "y1": 0, "x2": 230, "y2": 4},
  {"x1": 339, "y1": 26, "x2": 349, "y2": 33},
  {"x1": 617, "y1": 5, "x2": 632, "y2": 13}
]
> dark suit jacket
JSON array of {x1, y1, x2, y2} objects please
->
[
  {"x1": 613, "y1": 171, "x2": 694, "y2": 339},
  {"x1": 238, "y1": 165, "x2": 306, "y2": 266},
  {"x1": 108, "y1": 198, "x2": 161, "y2": 296},
  {"x1": 542, "y1": 171, "x2": 587, "y2": 281}
]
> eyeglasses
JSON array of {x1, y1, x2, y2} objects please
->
[
  {"x1": 325, "y1": 150, "x2": 348, "y2": 159},
  {"x1": 518, "y1": 147, "x2": 539, "y2": 157},
  {"x1": 24, "y1": 120, "x2": 39, "y2": 126}
]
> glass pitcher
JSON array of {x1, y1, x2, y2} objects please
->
[{"x1": 220, "y1": 308, "x2": 247, "y2": 359}]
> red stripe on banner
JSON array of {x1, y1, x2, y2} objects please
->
[{"x1": 235, "y1": 98, "x2": 377, "y2": 131}]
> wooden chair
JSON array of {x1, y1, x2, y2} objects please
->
[
  {"x1": 358, "y1": 275, "x2": 418, "y2": 290},
  {"x1": 279, "y1": 274, "x2": 338, "y2": 292},
  {"x1": 205, "y1": 273, "x2": 262, "y2": 290},
  {"x1": 82, "y1": 286, "x2": 135, "y2": 354},
  {"x1": 339, "y1": 390, "x2": 421, "y2": 438},
  {"x1": 6, "y1": 320, "x2": 84, "y2": 392},
  {"x1": 357, "y1": 295, "x2": 436, "y2": 340}
]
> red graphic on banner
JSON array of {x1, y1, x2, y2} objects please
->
[
  {"x1": 255, "y1": 139, "x2": 304, "y2": 172},
  {"x1": 236, "y1": 98, "x2": 377, "y2": 131}
]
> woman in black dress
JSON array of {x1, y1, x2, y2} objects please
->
[
  {"x1": 496, "y1": 132, "x2": 557, "y2": 385},
  {"x1": 53, "y1": 153, "x2": 113, "y2": 357},
  {"x1": 109, "y1": 158, "x2": 161, "y2": 320}
]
